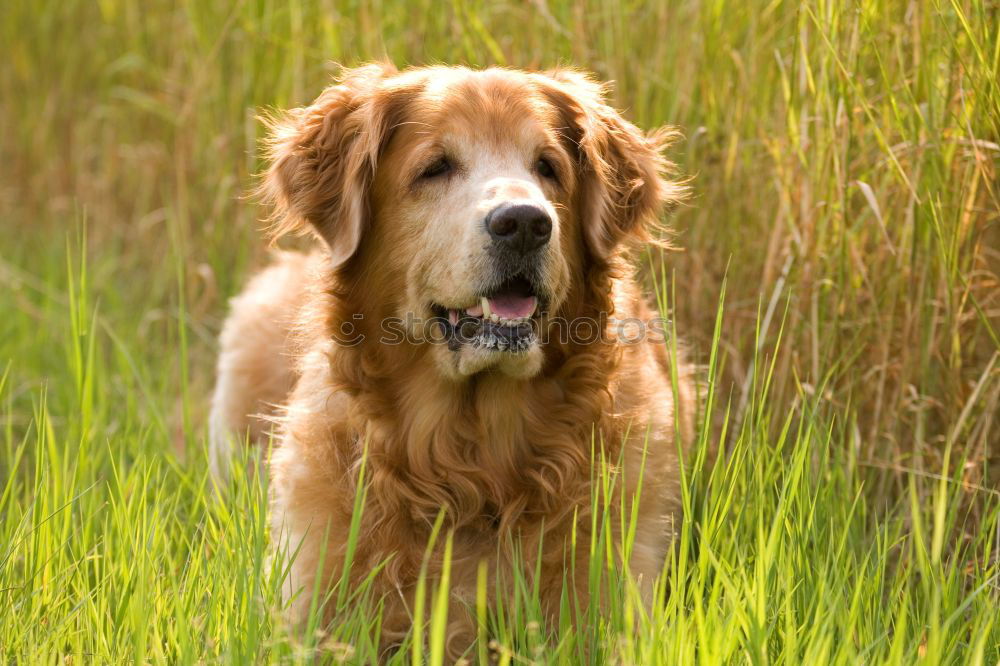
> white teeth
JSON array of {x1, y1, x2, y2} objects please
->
[
  {"x1": 487, "y1": 313, "x2": 532, "y2": 325},
  {"x1": 480, "y1": 297, "x2": 491, "y2": 319}
]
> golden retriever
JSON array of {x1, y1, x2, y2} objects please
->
[{"x1": 210, "y1": 63, "x2": 695, "y2": 658}]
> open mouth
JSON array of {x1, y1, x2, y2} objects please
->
[{"x1": 431, "y1": 275, "x2": 542, "y2": 353}]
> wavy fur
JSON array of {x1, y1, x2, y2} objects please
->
[{"x1": 210, "y1": 64, "x2": 695, "y2": 659}]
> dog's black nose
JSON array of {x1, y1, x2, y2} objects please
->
[{"x1": 485, "y1": 202, "x2": 552, "y2": 255}]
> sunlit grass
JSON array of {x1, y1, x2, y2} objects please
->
[
  {"x1": 1, "y1": 0, "x2": 998, "y2": 663},
  {"x1": 2, "y1": 233, "x2": 996, "y2": 663}
]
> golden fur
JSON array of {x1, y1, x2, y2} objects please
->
[{"x1": 210, "y1": 63, "x2": 695, "y2": 658}]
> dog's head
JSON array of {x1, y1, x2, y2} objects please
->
[{"x1": 262, "y1": 64, "x2": 682, "y2": 380}]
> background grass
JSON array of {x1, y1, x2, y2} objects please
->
[{"x1": 1, "y1": 0, "x2": 998, "y2": 663}]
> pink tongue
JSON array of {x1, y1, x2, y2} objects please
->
[{"x1": 488, "y1": 294, "x2": 537, "y2": 319}]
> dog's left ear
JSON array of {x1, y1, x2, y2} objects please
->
[
  {"x1": 258, "y1": 63, "x2": 406, "y2": 267},
  {"x1": 537, "y1": 69, "x2": 685, "y2": 259}
]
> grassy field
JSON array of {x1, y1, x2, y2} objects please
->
[{"x1": 1, "y1": 0, "x2": 999, "y2": 663}]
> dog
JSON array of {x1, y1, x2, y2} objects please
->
[{"x1": 209, "y1": 63, "x2": 696, "y2": 658}]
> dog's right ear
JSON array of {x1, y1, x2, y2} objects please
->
[
  {"x1": 259, "y1": 63, "x2": 398, "y2": 267},
  {"x1": 535, "y1": 69, "x2": 685, "y2": 261}
]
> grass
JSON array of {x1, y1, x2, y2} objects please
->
[{"x1": 1, "y1": 0, "x2": 998, "y2": 663}]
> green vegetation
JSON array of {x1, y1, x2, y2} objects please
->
[{"x1": 1, "y1": 0, "x2": 997, "y2": 663}]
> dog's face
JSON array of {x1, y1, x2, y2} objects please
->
[
  {"x1": 372, "y1": 69, "x2": 579, "y2": 379},
  {"x1": 262, "y1": 65, "x2": 680, "y2": 380}
]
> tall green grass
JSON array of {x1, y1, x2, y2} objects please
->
[{"x1": 1, "y1": 0, "x2": 998, "y2": 663}]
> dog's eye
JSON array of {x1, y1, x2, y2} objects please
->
[
  {"x1": 536, "y1": 157, "x2": 557, "y2": 181},
  {"x1": 420, "y1": 157, "x2": 452, "y2": 179}
]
